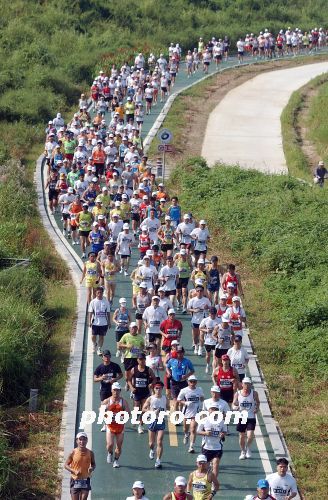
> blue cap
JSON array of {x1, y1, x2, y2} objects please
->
[{"x1": 257, "y1": 479, "x2": 269, "y2": 489}]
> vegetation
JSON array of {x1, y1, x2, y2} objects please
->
[
  {"x1": 281, "y1": 73, "x2": 328, "y2": 180},
  {"x1": 307, "y1": 80, "x2": 328, "y2": 164},
  {"x1": 168, "y1": 158, "x2": 328, "y2": 496}
]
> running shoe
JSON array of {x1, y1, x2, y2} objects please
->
[
  {"x1": 239, "y1": 450, "x2": 246, "y2": 460},
  {"x1": 194, "y1": 345, "x2": 198, "y2": 355},
  {"x1": 138, "y1": 424, "x2": 144, "y2": 434},
  {"x1": 82, "y1": 253, "x2": 86, "y2": 259},
  {"x1": 115, "y1": 350, "x2": 120, "y2": 358},
  {"x1": 188, "y1": 445, "x2": 195, "y2": 453},
  {"x1": 149, "y1": 449, "x2": 154, "y2": 460},
  {"x1": 183, "y1": 433, "x2": 190, "y2": 445},
  {"x1": 155, "y1": 458, "x2": 162, "y2": 468},
  {"x1": 97, "y1": 347, "x2": 102, "y2": 356},
  {"x1": 245, "y1": 448, "x2": 252, "y2": 459},
  {"x1": 101, "y1": 424, "x2": 106, "y2": 432},
  {"x1": 106, "y1": 452, "x2": 112, "y2": 464},
  {"x1": 205, "y1": 364, "x2": 209, "y2": 374},
  {"x1": 92, "y1": 344, "x2": 97, "y2": 354},
  {"x1": 124, "y1": 270, "x2": 128, "y2": 276},
  {"x1": 198, "y1": 345, "x2": 203, "y2": 356},
  {"x1": 112, "y1": 460, "x2": 120, "y2": 468}
]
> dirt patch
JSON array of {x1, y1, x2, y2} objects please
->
[{"x1": 296, "y1": 87, "x2": 321, "y2": 172}]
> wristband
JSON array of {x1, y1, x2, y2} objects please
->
[{"x1": 211, "y1": 491, "x2": 217, "y2": 497}]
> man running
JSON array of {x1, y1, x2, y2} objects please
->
[
  {"x1": 163, "y1": 477, "x2": 192, "y2": 500},
  {"x1": 178, "y1": 375, "x2": 204, "y2": 453},
  {"x1": 166, "y1": 346, "x2": 194, "y2": 412},
  {"x1": 232, "y1": 377, "x2": 260, "y2": 459},
  {"x1": 142, "y1": 379, "x2": 169, "y2": 468},
  {"x1": 266, "y1": 458, "x2": 298, "y2": 500},
  {"x1": 197, "y1": 402, "x2": 227, "y2": 478},
  {"x1": 128, "y1": 353, "x2": 156, "y2": 434},
  {"x1": 88, "y1": 286, "x2": 111, "y2": 355},
  {"x1": 64, "y1": 432, "x2": 96, "y2": 499},
  {"x1": 102, "y1": 382, "x2": 130, "y2": 468},
  {"x1": 187, "y1": 454, "x2": 220, "y2": 499}
]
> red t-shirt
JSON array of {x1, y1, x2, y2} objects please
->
[{"x1": 160, "y1": 318, "x2": 183, "y2": 347}]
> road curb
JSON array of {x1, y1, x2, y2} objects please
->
[{"x1": 34, "y1": 155, "x2": 87, "y2": 499}]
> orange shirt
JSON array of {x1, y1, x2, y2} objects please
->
[
  {"x1": 92, "y1": 149, "x2": 106, "y2": 164},
  {"x1": 68, "y1": 448, "x2": 93, "y2": 480}
]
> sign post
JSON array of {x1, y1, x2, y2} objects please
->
[{"x1": 157, "y1": 129, "x2": 173, "y2": 182}]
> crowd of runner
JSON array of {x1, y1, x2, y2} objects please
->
[{"x1": 42, "y1": 33, "x2": 306, "y2": 499}]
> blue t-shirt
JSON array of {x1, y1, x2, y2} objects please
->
[
  {"x1": 168, "y1": 205, "x2": 181, "y2": 223},
  {"x1": 167, "y1": 357, "x2": 194, "y2": 382}
]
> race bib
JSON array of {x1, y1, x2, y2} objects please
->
[{"x1": 73, "y1": 479, "x2": 88, "y2": 489}]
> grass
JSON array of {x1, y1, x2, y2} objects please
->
[
  {"x1": 281, "y1": 73, "x2": 328, "y2": 180},
  {"x1": 306, "y1": 80, "x2": 328, "y2": 164},
  {"x1": 167, "y1": 158, "x2": 328, "y2": 497}
]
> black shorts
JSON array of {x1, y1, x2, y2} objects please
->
[
  {"x1": 194, "y1": 249, "x2": 207, "y2": 257},
  {"x1": 202, "y1": 447, "x2": 223, "y2": 461},
  {"x1": 161, "y1": 243, "x2": 173, "y2": 252},
  {"x1": 146, "y1": 97, "x2": 153, "y2": 102},
  {"x1": 205, "y1": 344, "x2": 216, "y2": 352},
  {"x1": 79, "y1": 230, "x2": 90, "y2": 237},
  {"x1": 91, "y1": 325, "x2": 108, "y2": 336},
  {"x1": 119, "y1": 254, "x2": 131, "y2": 259},
  {"x1": 95, "y1": 163, "x2": 105, "y2": 176},
  {"x1": 123, "y1": 358, "x2": 138, "y2": 372},
  {"x1": 115, "y1": 330, "x2": 129, "y2": 342},
  {"x1": 214, "y1": 347, "x2": 229, "y2": 359},
  {"x1": 165, "y1": 289, "x2": 176, "y2": 297},
  {"x1": 161, "y1": 345, "x2": 171, "y2": 354},
  {"x1": 135, "y1": 312, "x2": 143, "y2": 320},
  {"x1": 204, "y1": 61, "x2": 210, "y2": 65},
  {"x1": 131, "y1": 213, "x2": 140, "y2": 222},
  {"x1": 100, "y1": 386, "x2": 112, "y2": 402},
  {"x1": 171, "y1": 380, "x2": 188, "y2": 399},
  {"x1": 148, "y1": 332, "x2": 162, "y2": 343},
  {"x1": 70, "y1": 478, "x2": 91, "y2": 493},
  {"x1": 239, "y1": 373, "x2": 245, "y2": 382},
  {"x1": 133, "y1": 388, "x2": 150, "y2": 402},
  {"x1": 220, "y1": 389, "x2": 234, "y2": 403},
  {"x1": 192, "y1": 323, "x2": 200, "y2": 329},
  {"x1": 48, "y1": 189, "x2": 58, "y2": 201},
  {"x1": 62, "y1": 213, "x2": 70, "y2": 221},
  {"x1": 236, "y1": 417, "x2": 256, "y2": 433},
  {"x1": 177, "y1": 277, "x2": 189, "y2": 290},
  {"x1": 161, "y1": 87, "x2": 167, "y2": 93},
  {"x1": 238, "y1": 51, "x2": 244, "y2": 56},
  {"x1": 170, "y1": 72, "x2": 176, "y2": 77}
]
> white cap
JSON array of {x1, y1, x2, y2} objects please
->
[
  {"x1": 221, "y1": 314, "x2": 230, "y2": 323},
  {"x1": 227, "y1": 282, "x2": 235, "y2": 288},
  {"x1": 152, "y1": 295, "x2": 160, "y2": 300},
  {"x1": 180, "y1": 249, "x2": 186, "y2": 255},
  {"x1": 102, "y1": 186, "x2": 108, "y2": 191},
  {"x1": 123, "y1": 223, "x2": 130, "y2": 229},
  {"x1": 183, "y1": 213, "x2": 190, "y2": 219},
  {"x1": 168, "y1": 308, "x2": 175, "y2": 315},
  {"x1": 199, "y1": 220, "x2": 206, "y2": 225},
  {"x1": 211, "y1": 385, "x2": 221, "y2": 393},
  {"x1": 242, "y1": 377, "x2": 252, "y2": 384},
  {"x1": 132, "y1": 481, "x2": 144, "y2": 489},
  {"x1": 188, "y1": 374, "x2": 197, "y2": 381},
  {"x1": 68, "y1": 187, "x2": 74, "y2": 193},
  {"x1": 76, "y1": 432, "x2": 88, "y2": 439},
  {"x1": 220, "y1": 293, "x2": 228, "y2": 300},
  {"x1": 195, "y1": 278, "x2": 204, "y2": 286},
  {"x1": 171, "y1": 340, "x2": 179, "y2": 345},
  {"x1": 122, "y1": 194, "x2": 128, "y2": 199},
  {"x1": 175, "y1": 476, "x2": 187, "y2": 486},
  {"x1": 196, "y1": 454, "x2": 208, "y2": 462},
  {"x1": 119, "y1": 298, "x2": 127, "y2": 304},
  {"x1": 232, "y1": 296, "x2": 241, "y2": 302},
  {"x1": 92, "y1": 176, "x2": 98, "y2": 182},
  {"x1": 165, "y1": 215, "x2": 171, "y2": 221},
  {"x1": 92, "y1": 221, "x2": 99, "y2": 226},
  {"x1": 139, "y1": 282, "x2": 148, "y2": 288},
  {"x1": 158, "y1": 286, "x2": 165, "y2": 292},
  {"x1": 130, "y1": 322, "x2": 138, "y2": 328},
  {"x1": 111, "y1": 382, "x2": 121, "y2": 390},
  {"x1": 115, "y1": 201, "x2": 121, "y2": 207},
  {"x1": 198, "y1": 259, "x2": 205, "y2": 264},
  {"x1": 142, "y1": 195, "x2": 148, "y2": 200}
]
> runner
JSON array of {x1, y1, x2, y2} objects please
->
[
  {"x1": 197, "y1": 402, "x2": 227, "y2": 478},
  {"x1": 115, "y1": 223, "x2": 134, "y2": 276},
  {"x1": 64, "y1": 432, "x2": 96, "y2": 500},
  {"x1": 88, "y1": 286, "x2": 111, "y2": 355},
  {"x1": 102, "y1": 382, "x2": 130, "y2": 468},
  {"x1": 266, "y1": 458, "x2": 298, "y2": 500},
  {"x1": 190, "y1": 220, "x2": 210, "y2": 264},
  {"x1": 199, "y1": 306, "x2": 220, "y2": 373},
  {"x1": 166, "y1": 346, "x2": 194, "y2": 412},
  {"x1": 187, "y1": 283, "x2": 211, "y2": 355},
  {"x1": 227, "y1": 334, "x2": 249, "y2": 382},
  {"x1": 113, "y1": 297, "x2": 131, "y2": 360},
  {"x1": 160, "y1": 308, "x2": 183, "y2": 353},
  {"x1": 178, "y1": 374, "x2": 204, "y2": 453},
  {"x1": 222, "y1": 263, "x2": 244, "y2": 297},
  {"x1": 128, "y1": 353, "x2": 156, "y2": 434},
  {"x1": 119, "y1": 322, "x2": 145, "y2": 391},
  {"x1": 212, "y1": 354, "x2": 239, "y2": 406},
  {"x1": 206, "y1": 256, "x2": 221, "y2": 305},
  {"x1": 187, "y1": 454, "x2": 220, "y2": 499},
  {"x1": 101, "y1": 251, "x2": 119, "y2": 303},
  {"x1": 232, "y1": 377, "x2": 260, "y2": 459},
  {"x1": 175, "y1": 248, "x2": 192, "y2": 314},
  {"x1": 81, "y1": 252, "x2": 101, "y2": 303},
  {"x1": 142, "y1": 379, "x2": 169, "y2": 468},
  {"x1": 159, "y1": 255, "x2": 179, "y2": 306},
  {"x1": 126, "y1": 480, "x2": 150, "y2": 500},
  {"x1": 142, "y1": 295, "x2": 167, "y2": 350},
  {"x1": 202, "y1": 385, "x2": 230, "y2": 416},
  {"x1": 249, "y1": 479, "x2": 276, "y2": 500},
  {"x1": 163, "y1": 476, "x2": 193, "y2": 500},
  {"x1": 213, "y1": 314, "x2": 233, "y2": 368},
  {"x1": 146, "y1": 343, "x2": 164, "y2": 378}
]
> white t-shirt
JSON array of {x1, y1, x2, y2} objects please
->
[
  {"x1": 159, "y1": 297, "x2": 173, "y2": 313},
  {"x1": 88, "y1": 297, "x2": 110, "y2": 326},
  {"x1": 116, "y1": 231, "x2": 134, "y2": 255},
  {"x1": 197, "y1": 417, "x2": 227, "y2": 450},
  {"x1": 187, "y1": 297, "x2": 211, "y2": 324},
  {"x1": 140, "y1": 217, "x2": 161, "y2": 243},
  {"x1": 199, "y1": 316, "x2": 220, "y2": 345},
  {"x1": 176, "y1": 221, "x2": 195, "y2": 244},
  {"x1": 108, "y1": 220, "x2": 123, "y2": 242},
  {"x1": 177, "y1": 386, "x2": 204, "y2": 418},
  {"x1": 237, "y1": 40, "x2": 245, "y2": 52},
  {"x1": 126, "y1": 496, "x2": 149, "y2": 500},
  {"x1": 159, "y1": 265, "x2": 179, "y2": 291},
  {"x1": 227, "y1": 347, "x2": 249, "y2": 374},
  {"x1": 139, "y1": 265, "x2": 157, "y2": 290},
  {"x1": 266, "y1": 472, "x2": 298, "y2": 500},
  {"x1": 142, "y1": 305, "x2": 167, "y2": 333},
  {"x1": 190, "y1": 227, "x2": 210, "y2": 251},
  {"x1": 202, "y1": 397, "x2": 230, "y2": 414}
]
